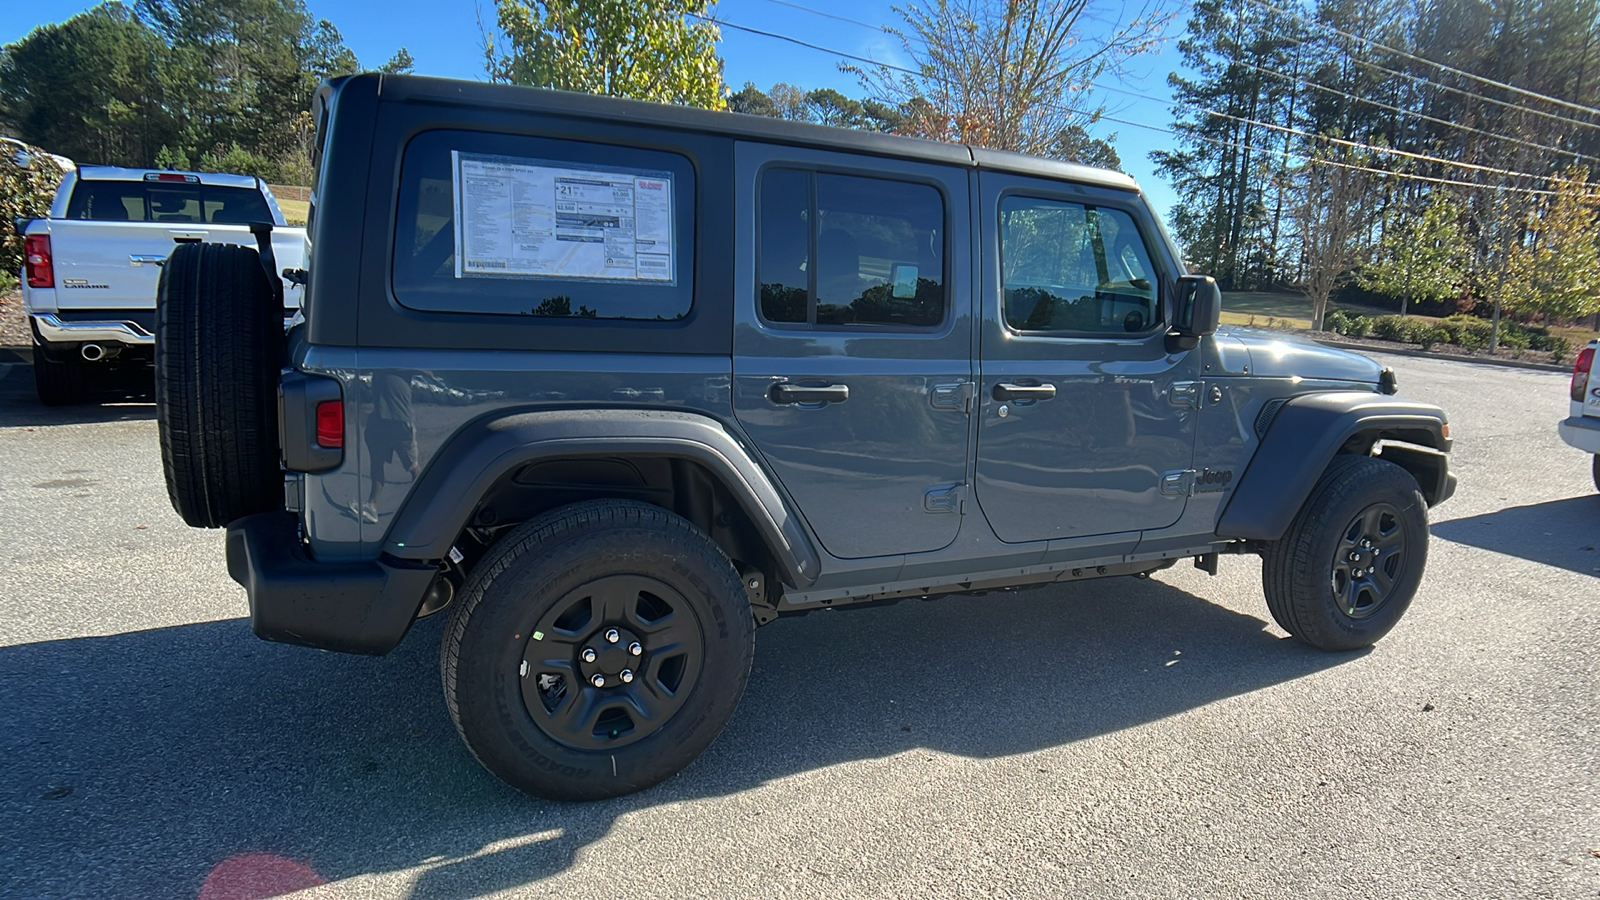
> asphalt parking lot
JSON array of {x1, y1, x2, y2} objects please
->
[{"x1": 0, "y1": 349, "x2": 1596, "y2": 899}]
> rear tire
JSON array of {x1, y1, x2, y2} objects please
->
[
  {"x1": 155, "y1": 242, "x2": 285, "y2": 528},
  {"x1": 1591, "y1": 454, "x2": 1599, "y2": 492},
  {"x1": 32, "y1": 343, "x2": 88, "y2": 406},
  {"x1": 442, "y1": 500, "x2": 755, "y2": 800},
  {"x1": 1262, "y1": 455, "x2": 1429, "y2": 651}
]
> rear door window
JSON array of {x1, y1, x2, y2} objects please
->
[{"x1": 758, "y1": 168, "x2": 946, "y2": 329}]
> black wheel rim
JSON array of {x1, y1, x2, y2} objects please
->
[
  {"x1": 1330, "y1": 501, "x2": 1409, "y2": 620},
  {"x1": 519, "y1": 574, "x2": 704, "y2": 750}
]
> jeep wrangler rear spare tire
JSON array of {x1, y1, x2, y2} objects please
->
[
  {"x1": 155, "y1": 242, "x2": 285, "y2": 528},
  {"x1": 442, "y1": 499, "x2": 755, "y2": 800},
  {"x1": 1262, "y1": 455, "x2": 1428, "y2": 651}
]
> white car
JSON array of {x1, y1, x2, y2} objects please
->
[{"x1": 1559, "y1": 338, "x2": 1600, "y2": 491}]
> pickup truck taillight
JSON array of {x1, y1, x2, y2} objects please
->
[
  {"x1": 1574, "y1": 347, "x2": 1595, "y2": 402},
  {"x1": 24, "y1": 234, "x2": 53, "y2": 288}
]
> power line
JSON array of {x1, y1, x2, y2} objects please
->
[
  {"x1": 1200, "y1": 107, "x2": 1591, "y2": 186},
  {"x1": 1086, "y1": 74, "x2": 1589, "y2": 186},
  {"x1": 1215, "y1": 54, "x2": 1587, "y2": 163},
  {"x1": 1241, "y1": 0, "x2": 1600, "y2": 120},
  {"x1": 696, "y1": 13, "x2": 922, "y2": 77},
  {"x1": 706, "y1": 13, "x2": 1569, "y2": 195}
]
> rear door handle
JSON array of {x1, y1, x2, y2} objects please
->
[
  {"x1": 993, "y1": 382, "x2": 1057, "y2": 401},
  {"x1": 771, "y1": 382, "x2": 850, "y2": 404},
  {"x1": 129, "y1": 254, "x2": 167, "y2": 267}
]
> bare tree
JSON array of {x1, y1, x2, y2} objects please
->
[
  {"x1": 1293, "y1": 152, "x2": 1372, "y2": 332},
  {"x1": 853, "y1": 0, "x2": 1173, "y2": 161}
]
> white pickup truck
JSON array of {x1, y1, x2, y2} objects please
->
[
  {"x1": 17, "y1": 167, "x2": 305, "y2": 404},
  {"x1": 1559, "y1": 338, "x2": 1600, "y2": 491}
]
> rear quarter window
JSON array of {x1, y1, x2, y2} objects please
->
[{"x1": 392, "y1": 130, "x2": 696, "y2": 321}]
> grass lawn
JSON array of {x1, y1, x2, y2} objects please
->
[
  {"x1": 1221, "y1": 290, "x2": 1600, "y2": 345},
  {"x1": 278, "y1": 198, "x2": 308, "y2": 225}
]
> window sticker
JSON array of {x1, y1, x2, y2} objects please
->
[
  {"x1": 891, "y1": 264, "x2": 919, "y2": 299},
  {"x1": 453, "y1": 152, "x2": 675, "y2": 284}
]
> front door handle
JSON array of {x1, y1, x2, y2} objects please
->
[
  {"x1": 993, "y1": 382, "x2": 1057, "y2": 401},
  {"x1": 771, "y1": 382, "x2": 850, "y2": 405}
]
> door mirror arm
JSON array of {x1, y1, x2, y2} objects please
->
[{"x1": 1166, "y1": 274, "x2": 1221, "y2": 353}]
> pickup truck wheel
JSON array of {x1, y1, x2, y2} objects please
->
[
  {"x1": 1592, "y1": 454, "x2": 1599, "y2": 492},
  {"x1": 442, "y1": 499, "x2": 755, "y2": 800},
  {"x1": 1262, "y1": 455, "x2": 1428, "y2": 651},
  {"x1": 155, "y1": 242, "x2": 285, "y2": 528},
  {"x1": 32, "y1": 343, "x2": 89, "y2": 406}
]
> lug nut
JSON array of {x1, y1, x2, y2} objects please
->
[
  {"x1": 590, "y1": 673, "x2": 606, "y2": 688},
  {"x1": 628, "y1": 641, "x2": 642, "y2": 656},
  {"x1": 605, "y1": 628, "x2": 620, "y2": 643},
  {"x1": 582, "y1": 648, "x2": 597, "y2": 663},
  {"x1": 620, "y1": 669, "x2": 634, "y2": 684}
]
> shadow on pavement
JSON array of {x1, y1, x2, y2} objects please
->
[
  {"x1": 0, "y1": 578, "x2": 1354, "y2": 899},
  {"x1": 0, "y1": 359, "x2": 155, "y2": 426},
  {"x1": 1432, "y1": 496, "x2": 1600, "y2": 576}
]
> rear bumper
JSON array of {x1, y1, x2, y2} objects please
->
[
  {"x1": 1559, "y1": 415, "x2": 1600, "y2": 454},
  {"x1": 225, "y1": 511, "x2": 438, "y2": 655},
  {"x1": 32, "y1": 313, "x2": 153, "y2": 345}
]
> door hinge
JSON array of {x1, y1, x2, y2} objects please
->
[
  {"x1": 1160, "y1": 469, "x2": 1196, "y2": 497},
  {"x1": 1169, "y1": 381, "x2": 1202, "y2": 409},
  {"x1": 923, "y1": 483, "x2": 965, "y2": 514},
  {"x1": 930, "y1": 381, "x2": 976, "y2": 412}
]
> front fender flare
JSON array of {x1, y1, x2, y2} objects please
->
[
  {"x1": 1216, "y1": 392, "x2": 1451, "y2": 542},
  {"x1": 383, "y1": 408, "x2": 820, "y2": 588}
]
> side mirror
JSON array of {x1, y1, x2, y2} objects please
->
[{"x1": 1168, "y1": 274, "x2": 1221, "y2": 352}]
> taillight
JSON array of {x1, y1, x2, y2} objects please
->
[
  {"x1": 1573, "y1": 348, "x2": 1595, "y2": 402},
  {"x1": 24, "y1": 234, "x2": 53, "y2": 288},
  {"x1": 315, "y1": 400, "x2": 343, "y2": 447}
]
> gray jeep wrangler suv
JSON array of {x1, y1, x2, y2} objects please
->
[{"x1": 154, "y1": 73, "x2": 1455, "y2": 800}]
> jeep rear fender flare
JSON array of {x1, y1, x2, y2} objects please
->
[
  {"x1": 383, "y1": 409, "x2": 821, "y2": 588},
  {"x1": 1216, "y1": 392, "x2": 1452, "y2": 542}
]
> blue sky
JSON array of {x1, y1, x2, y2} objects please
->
[{"x1": 5, "y1": 0, "x2": 1187, "y2": 213}]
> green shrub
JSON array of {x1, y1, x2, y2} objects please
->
[
  {"x1": 1550, "y1": 337, "x2": 1572, "y2": 363},
  {"x1": 1323, "y1": 310, "x2": 1350, "y2": 334},
  {"x1": 1371, "y1": 315, "x2": 1430, "y2": 343},
  {"x1": 1345, "y1": 314, "x2": 1371, "y2": 338},
  {"x1": 0, "y1": 147, "x2": 65, "y2": 294},
  {"x1": 1420, "y1": 326, "x2": 1451, "y2": 350},
  {"x1": 1498, "y1": 330, "x2": 1530, "y2": 353}
]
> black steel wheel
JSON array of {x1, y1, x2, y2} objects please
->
[
  {"x1": 1263, "y1": 455, "x2": 1429, "y2": 651},
  {"x1": 1329, "y1": 501, "x2": 1410, "y2": 620},
  {"x1": 520, "y1": 574, "x2": 704, "y2": 751},
  {"x1": 442, "y1": 500, "x2": 754, "y2": 800}
]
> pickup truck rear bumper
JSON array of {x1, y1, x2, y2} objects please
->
[
  {"x1": 32, "y1": 313, "x2": 154, "y2": 345},
  {"x1": 1559, "y1": 414, "x2": 1600, "y2": 454},
  {"x1": 225, "y1": 511, "x2": 439, "y2": 655}
]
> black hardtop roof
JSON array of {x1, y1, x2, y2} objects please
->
[{"x1": 348, "y1": 73, "x2": 1142, "y2": 194}]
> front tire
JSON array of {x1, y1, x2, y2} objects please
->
[
  {"x1": 1591, "y1": 454, "x2": 1599, "y2": 492},
  {"x1": 442, "y1": 500, "x2": 755, "y2": 800},
  {"x1": 1262, "y1": 455, "x2": 1429, "y2": 651}
]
